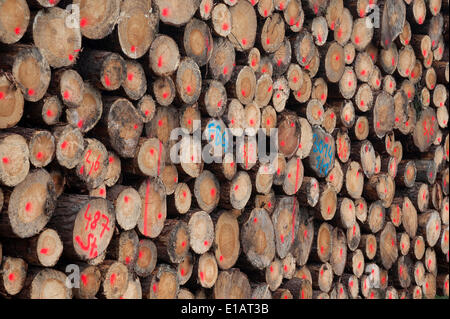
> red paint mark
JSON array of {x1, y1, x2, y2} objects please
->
[
  {"x1": 143, "y1": 180, "x2": 150, "y2": 236},
  {"x1": 28, "y1": 89, "x2": 34, "y2": 96},
  {"x1": 36, "y1": 152, "x2": 43, "y2": 160},
  {"x1": 104, "y1": 75, "x2": 110, "y2": 87},
  {"x1": 355, "y1": 36, "x2": 360, "y2": 44},
  {"x1": 40, "y1": 248, "x2": 49, "y2": 255},
  {"x1": 158, "y1": 119, "x2": 163, "y2": 127},
  {"x1": 68, "y1": 54, "x2": 74, "y2": 62},
  {"x1": 25, "y1": 202, "x2": 32, "y2": 212},
  {"x1": 80, "y1": 18, "x2": 87, "y2": 27},
  {"x1": 99, "y1": 188, "x2": 105, "y2": 196},
  {"x1": 152, "y1": 284, "x2": 158, "y2": 293},
  {"x1": 361, "y1": 70, "x2": 366, "y2": 76},
  {"x1": 204, "y1": 4, "x2": 210, "y2": 12},
  {"x1": 157, "y1": 141, "x2": 162, "y2": 176},
  {"x1": 418, "y1": 17, "x2": 423, "y2": 25},
  {"x1": 210, "y1": 188, "x2": 216, "y2": 197},
  {"x1": 320, "y1": 246, "x2": 324, "y2": 254},
  {"x1": 62, "y1": 90, "x2": 72, "y2": 100},
  {"x1": 242, "y1": 38, "x2": 247, "y2": 46},
  {"x1": 358, "y1": 262, "x2": 362, "y2": 269},
  {"x1": 162, "y1": 8, "x2": 169, "y2": 16},
  {"x1": 301, "y1": 290, "x2": 305, "y2": 299},
  {"x1": 338, "y1": 28, "x2": 342, "y2": 38},
  {"x1": 128, "y1": 73, "x2": 134, "y2": 82},
  {"x1": 8, "y1": 273, "x2": 15, "y2": 281},
  {"x1": 110, "y1": 273, "x2": 116, "y2": 286},
  {"x1": 348, "y1": 81, "x2": 352, "y2": 87},
  {"x1": 158, "y1": 212, "x2": 162, "y2": 219},
  {"x1": 79, "y1": 274, "x2": 88, "y2": 286},
  {"x1": 318, "y1": 34, "x2": 322, "y2": 43},
  {"x1": 280, "y1": 234, "x2": 284, "y2": 243},
  {"x1": 186, "y1": 85, "x2": 191, "y2": 93}
]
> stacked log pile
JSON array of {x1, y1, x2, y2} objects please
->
[{"x1": 0, "y1": 0, "x2": 448, "y2": 299}]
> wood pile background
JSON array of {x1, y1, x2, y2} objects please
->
[{"x1": 0, "y1": 0, "x2": 449, "y2": 299}]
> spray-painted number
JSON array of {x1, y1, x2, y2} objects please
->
[
  {"x1": 207, "y1": 122, "x2": 228, "y2": 150},
  {"x1": 312, "y1": 133, "x2": 333, "y2": 176},
  {"x1": 84, "y1": 150, "x2": 101, "y2": 176},
  {"x1": 76, "y1": 203, "x2": 111, "y2": 258}
]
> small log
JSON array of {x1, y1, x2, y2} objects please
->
[
  {"x1": 134, "y1": 239, "x2": 157, "y2": 278},
  {"x1": 0, "y1": 169, "x2": 56, "y2": 238},
  {"x1": 33, "y1": 7, "x2": 82, "y2": 68},
  {"x1": 241, "y1": 208, "x2": 276, "y2": 270},
  {"x1": 18, "y1": 267, "x2": 71, "y2": 299},
  {"x1": 213, "y1": 268, "x2": 251, "y2": 299},
  {"x1": 213, "y1": 211, "x2": 240, "y2": 270},
  {"x1": 1, "y1": 228, "x2": 62, "y2": 267}
]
